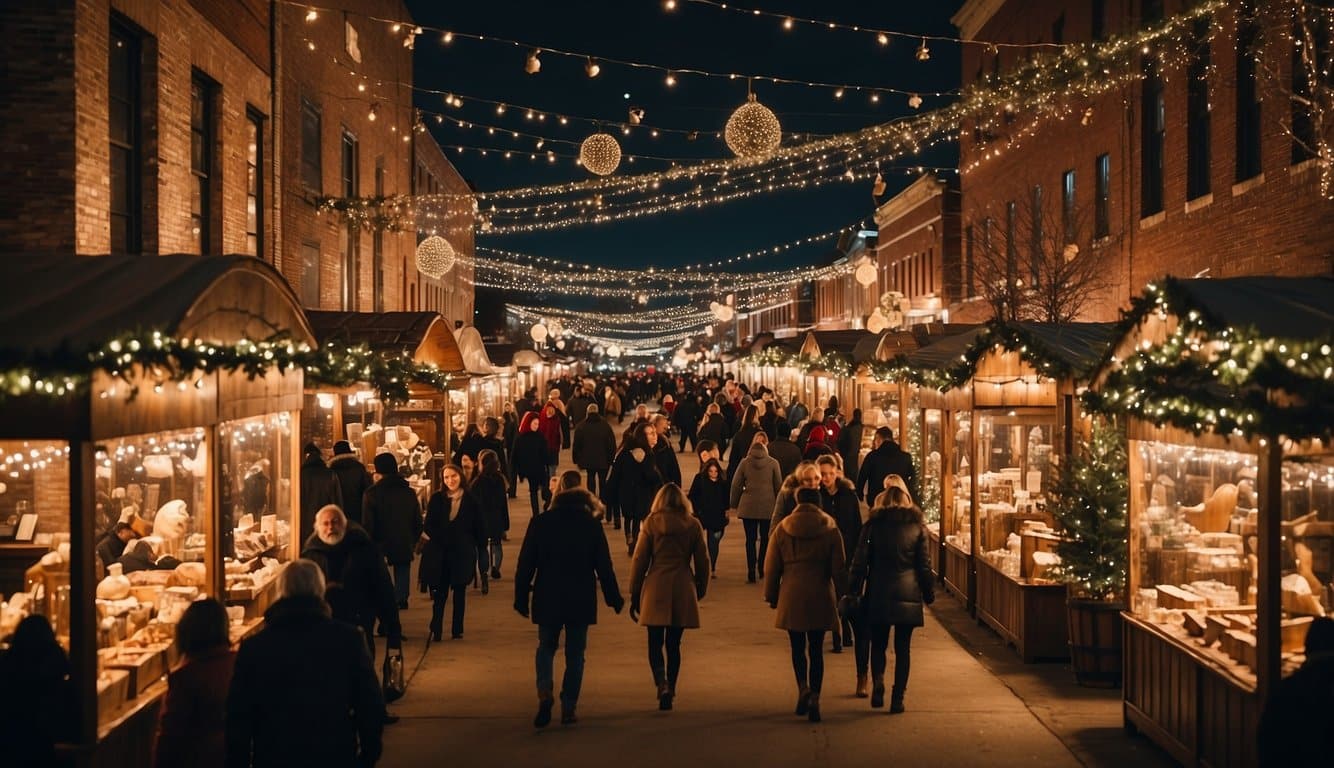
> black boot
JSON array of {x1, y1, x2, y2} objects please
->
[
  {"x1": 794, "y1": 685, "x2": 811, "y2": 716},
  {"x1": 658, "y1": 680, "x2": 673, "y2": 711},
  {"x1": 807, "y1": 693, "x2": 821, "y2": 723},
  {"x1": 889, "y1": 687, "x2": 905, "y2": 714},
  {"x1": 871, "y1": 676, "x2": 885, "y2": 709},
  {"x1": 534, "y1": 691, "x2": 554, "y2": 728}
]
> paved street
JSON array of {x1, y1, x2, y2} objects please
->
[{"x1": 379, "y1": 419, "x2": 1170, "y2": 768}]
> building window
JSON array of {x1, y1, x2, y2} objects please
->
[
  {"x1": 109, "y1": 16, "x2": 142, "y2": 255},
  {"x1": 300, "y1": 99, "x2": 322, "y2": 192},
  {"x1": 373, "y1": 156, "x2": 385, "y2": 312},
  {"x1": 340, "y1": 130, "x2": 359, "y2": 310},
  {"x1": 1140, "y1": 62, "x2": 1165, "y2": 216},
  {"x1": 1062, "y1": 170, "x2": 1077, "y2": 243},
  {"x1": 190, "y1": 72, "x2": 217, "y2": 255},
  {"x1": 1092, "y1": 0, "x2": 1106, "y2": 40},
  {"x1": 1006, "y1": 201, "x2": 1018, "y2": 285},
  {"x1": 1030, "y1": 185, "x2": 1043, "y2": 285},
  {"x1": 301, "y1": 240, "x2": 321, "y2": 307},
  {"x1": 245, "y1": 108, "x2": 264, "y2": 259},
  {"x1": 1236, "y1": 1, "x2": 1262, "y2": 181},
  {"x1": 1095, "y1": 154, "x2": 1111, "y2": 238},
  {"x1": 1187, "y1": 18, "x2": 1212, "y2": 200}
]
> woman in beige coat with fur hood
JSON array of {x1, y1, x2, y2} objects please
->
[
  {"x1": 629, "y1": 484, "x2": 710, "y2": 712},
  {"x1": 764, "y1": 487, "x2": 848, "y2": 723}
]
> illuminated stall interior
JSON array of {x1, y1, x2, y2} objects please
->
[
  {"x1": 1091, "y1": 277, "x2": 1332, "y2": 768},
  {"x1": 0, "y1": 255, "x2": 309, "y2": 762},
  {"x1": 795, "y1": 330, "x2": 865, "y2": 419},
  {"x1": 455, "y1": 326, "x2": 515, "y2": 428}
]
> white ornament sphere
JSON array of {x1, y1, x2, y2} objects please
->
[
  {"x1": 530, "y1": 323, "x2": 548, "y2": 343},
  {"x1": 415, "y1": 236, "x2": 456, "y2": 279},
  {"x1": 579, "y1": 133, "x2": 622, "y2": 176},
  {"x1": 725, "y1": 94, "x2": 781, "y2": 159},
  {"x1": 855, "y1": 261, "x2": 878, "y2": 286},
  {"x1": 606, "y1": 344, "x2": 622, "y2": 358}
]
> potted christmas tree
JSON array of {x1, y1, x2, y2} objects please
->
[{"x1": 1049, "y1": 416, "x2": 1128, "y2": 688}]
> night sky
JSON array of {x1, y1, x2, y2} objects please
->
[{"x1": 403, "y1": 0, "x2": 964, "y2": 316}]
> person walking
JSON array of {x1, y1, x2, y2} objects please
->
[
  {"x1": 604, "y1": 426, "x2": 663, "y2": 556},
  {"x1": 604, "y1": 385, "x2": 623, "y2": 424},
  {"x1": 472, "y1": 449, "x2": 510, "y2": 580},
  {"x1": 846, "y1": 486, "x2": 935, "y2": 713},
  {"x1": 0, "y1": 616, "x2": 75, "y2": 767},
  {"x1": 225, "y1": 560, "x2": 384, "y2": 768},
  {"x1": 329, "y1": 441, "x2": 373, "y2": 526},
  {"x1": 697, "y1": 403, "x2": 728, "y2": 454},
  {"x1": 767, "y1": 425, "x2": 803, "y2": 480},
  {"x1": 512, "y1": 412, "x2": 552, "y2": 518},
  {"x1": 538, "y1": 394, "x2": 566, "y2": 476},
  {"x1": 420, "y1": 465, "x2": 489, "y2": 641},
  {"x1": 649, "y1": 417, "x2": 682, "y2": 487},
  {"x1": 855, "y1": 427, "x2": 918, "y2": 508},
  {"x1": 299, "y1": 442, "x2": 342, "y2": 545},
  {"x1": 816, "y1": 454, "x2": 864, "y2": 658},
  {"x1": 837, "y1": 409, "x2": 866, "y2": 485},
  {"x1": 301, "y1": 505, "x2": 402, "y2": 660},
  {"x1": 362, "y1": 453, "x2": 423, "y2": 610},
  {"x1": 729, "y1": 433, "x2": 783, "y2": 583},
  {"x1": 629, "y1": 484, "x2": 711, "y2": 711},
  {"x1": 763, "y1": 487, "x2": 848, "y2": 723},
  {"x1": 572, "y1": 404, "x2": 616, "y2": 496},
  {"x1": 672, "y1": 393, "x2": 700, "y2": 452},
  {"x1": 566, "y1": 386, "x2": 595, "y2": 429},
  {"x1": 514, "y1": 485, "x2": 625, "y2": 728},
  {"x1": 687, "y1": 457, "x2": 730, "y2": 577},
  {"x1": 771, "y1": 461, "x2": 821, "y2": 529},
  {"x1": 725, "y1": 405, "x2": 761, "y2": 485},
  {"x1": 502, "y1": 404, "x2": 521, "y2": 499},
  {"x1": 155, "y1": 599, "x2": 234, "y2": 768}
]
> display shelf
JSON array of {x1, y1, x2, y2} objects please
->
[
  {"x1": 975, "y1": 558, "x2": 1069, "y2": 661},
  {"x1": 942, "y1": 538, "x2": 972, "y2": 603}
]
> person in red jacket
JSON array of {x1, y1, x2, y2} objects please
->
[{"x1": 537, "y1": 395, "x2": 566, "y2": 478}]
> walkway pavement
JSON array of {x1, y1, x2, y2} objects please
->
[{"x1": 380, "y1": 418, "x2": 1172, "y2": 767}]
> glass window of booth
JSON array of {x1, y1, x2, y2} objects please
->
[
  {"x1": 93, "y1": 428, "x2": 212, "y2": 725},
  {"x1": 946, "y1": 410, "x2": 973, "y2": 552},
  {"x1": 1129, "y1": 441, "x2": 1332, "y2": 682},
  {"x1": 1, "y1": 440, "x2": 71, "y2": 647},
  {"x1": 861, "y1": 384, "x2": 901, "y2": 455},
  {"x1": 975, "y1": 411, "x2": 1058, "y2": 578},
  {"x1": 922, "y1": 408, "x2": 944, "y2": 527}
]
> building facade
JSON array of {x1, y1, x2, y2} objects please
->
[
  {"x1": 414, "y1": 136, "x2": 476, "y2": 326},
  {"x1": 952, "y1": 0, "x2": 1332, "y2": 321},
  {"x1": 873, "y1": 175, "x2": 965, "y2": 323},
  {"x1": 0, "y1": 0, "x2": 474, "y2": 318}
]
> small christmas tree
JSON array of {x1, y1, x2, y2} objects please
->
[{"x1": 1049, "y1": 417, "x2": 1128, "y2": 601}]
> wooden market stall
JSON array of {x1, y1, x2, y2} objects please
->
[
  {"x1": 303, "y1": 312, "x2": 465, "y2": 480},
  {"x1": 1090, "y1": 277, "x2": 1333, "y2": 768},
  {"x1": 965, "y1": 322, "x2": 1116, "y2": 662},
  {"x1": 795, "y1": 330, "x2": 866, "y2": 417},
  {"x1": 455, "y1": 326, "x2": 515, "y2": 428},
  {"x1": 0, "y1": 254, "x2": 310, "y2": 767}
]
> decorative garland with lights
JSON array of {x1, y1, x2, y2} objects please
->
[
  {"x1": 1083, "y1": 278, "x2": 1334, "y2": 440},
  {"x1": 0, "y1": 332, "x2": 461, "y2": 405},
  {"x1": 748, "y1": 348, "x2": 854, "y2": 377}
]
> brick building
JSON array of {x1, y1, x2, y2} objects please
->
[
  {"x1": 414, "y1": 136, "x2": 476, "y2": 326},
  {"x1": 0, "y1": 0, "x2": 474, "y2": 319},
  {"x1": 872, "y1": 175, "x2": 966, "y2": 323},
  {"x1": 952, "y1": 0, "x2": 1332, "y2": 321}
]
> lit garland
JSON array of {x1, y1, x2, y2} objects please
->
[
  {"x1": 0, "y1": 332, "x2": 460, "y2": 405},
  {"x1": 1084, "y1": 278, "x2": 1334, "y2": 440},
  {"x1": 749, "y1": 348, "x2": 854, "y2": 377}
]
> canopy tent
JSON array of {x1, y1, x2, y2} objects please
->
[{"x1": 304, "y1": 311, "x2": 465, "y2": 373}]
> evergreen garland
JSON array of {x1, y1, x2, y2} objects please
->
[{"x1": 1048, "y1": 417, "x2": 1128, "y2": 601}]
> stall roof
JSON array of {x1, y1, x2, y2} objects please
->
[
  {"x1": 0, "y1": 253, "x2": 314, "y2": 358},
  {"x1": 801, "y1": 330, "x2": 872, "y2": 358},
  {"x1": 1171, "y1": 276, "x2": 1334, "y2": 339},
  {"x1": 1007, "y1": 322, "x2": 1119, "y2": 378},
  {"x1": 454, "y1": 326, "x2": 508, "y2": 375},
  {"x1": 852, "y1": 331, "x2": 890, "y2": 364},
  {"x1": 305, "y1": 311, "x2": 465, "y2": 372},
  {"x1": 901, "y1": 326, "x2": 990, "y2": 370},
  {"x1": 484, "y1": 342, "x2": 520, "y2": 367}
]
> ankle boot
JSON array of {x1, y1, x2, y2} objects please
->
[
  {"x1": 657, "y1": 681, "x2": 673, "y2": 711},
  {"x1": 870, "y1": 675, "x2": 886, "y2": 708},
  {"x1": 889, "y1": 687, "x2": 905, "y2": 714},
  {"x1": 807, "y1": 694, "x2": 821, "y2": 723},
  {"x1": 534, "y1": 691, "x2": 554, "y2": 728},
  {"x1": 855, "y1": 673, "x2": 869, "y2": 698},
  {"x1": 794, "y1": 685, "x2": 811, "y2": 716}
]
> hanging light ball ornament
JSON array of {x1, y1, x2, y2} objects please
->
[
  {"x1": 855, "y1": 260, "x2": 878, "y2": 287},
  {"x1": 415, "y1": 235, "x2": 455, "y2": 279},
  {"x1": 724, "y1": 93, "x2": 781, "y2": 159},
  {"x1": 606, "y1": 344, "x2": 622, "y2": 358},
  {"x1": 530, "y1": 323, "x2": 549, "y2": 343},
  {"x1": 579, "y1": 132, "x2": 622, "y2": 176}
]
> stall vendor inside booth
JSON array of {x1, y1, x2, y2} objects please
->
[{"x1": 0, "y1": 255, "x2": 310, "y2": 765}]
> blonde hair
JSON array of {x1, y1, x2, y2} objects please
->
[{"x1": 650, "y1": 482, "x2": 692, "y2": 517}]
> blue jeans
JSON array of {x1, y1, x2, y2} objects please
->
[
  {"x1": 536, "y1": 623, "x2": 589, "y2": 708},
  {"x1": 391, "y1": 561, "x2": 411, "y2": 605}
]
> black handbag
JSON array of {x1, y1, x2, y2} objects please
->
[{"x1": 840, "y1": 527, "x2": 873, "y2": 621}]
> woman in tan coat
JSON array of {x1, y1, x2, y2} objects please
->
[
  {"x1": 764, "y1": 487, "x2": 848, "y2": 723},
  {"x1": 629, "y1": 483, "x2": 710, "y2": 711}
]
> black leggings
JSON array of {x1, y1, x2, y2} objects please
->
[
  {"x1": 787, "y1": 630, "x2": 826, "y2": 694},
  {"x1": 869, "y1": 624, "x2": 915, "y2": 691},
  {"x1": 646, "y1": 626, "x2": 685, "y2": 688},
  {"x1": 743, "y1": 518, "x2": 770, "y2": 576}
]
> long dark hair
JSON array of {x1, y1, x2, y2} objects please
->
[{"x1": 474, "y1": 448, "x2": 509, "y2": 493}]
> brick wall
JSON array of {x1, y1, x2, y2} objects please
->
[
  {"x1": 414, "y1": 133, "x2": 476, "y2": 326},
  {"x1": 873, "y1": 175, "x2": 960, "y2": 315},
  {"x1": 956, "y1": 0, "x2": 1333, "y2": 322}
]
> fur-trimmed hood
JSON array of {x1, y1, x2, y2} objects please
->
[
  {"x1": 869, "y1": 504, "x2": 925, "y2": 525},
  {"x1": 550, "y1": 487, "x2": 605, "y2": 518},
  {"x1": 778, "y1": 502, "x2": 838, "y2": 539}
]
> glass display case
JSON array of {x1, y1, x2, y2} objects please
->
[
  {"x1": 921, "y1": 408, "x2": 944, "y2": 527},
  {"x1": 974, "y1": 410, "x2": 1059, "y2": 582},
  {"x1": 945, "y1": 409, "x2": 973, "y2": 555},
  {"x1": 0, "y1": 440, "x2": 71, "y2": 647},
  {"x1": 859, "y1": 382, "x2": 902, "y2": 455}
]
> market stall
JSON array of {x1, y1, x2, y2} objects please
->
[
  {"x1": 1089, "y1": 277, "x2": 1333, "y2": 768},
  {"x1": 965, "y1": 323, "x2": 1116, "y2": 662},
  {"x1": 303, "y1": 311, "x2": 465, "y2": 491},
  {"x1": 0, "y1": 254, "x2": 310, "y2": 766},
  {"x1": 455, "y1": 326, "x2": 515, "y2": 428},
  {"x1": 795, "y1": 330, "x2": 865, "y2": 418}
]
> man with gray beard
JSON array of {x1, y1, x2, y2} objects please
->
[{"x1": 302, "y1": 505, "x2": 402, "y2": 658}]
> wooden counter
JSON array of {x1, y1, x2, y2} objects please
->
[
  {"x1": 974, "y1": 558, "x2": 1069, "y2": 662},
  {"x1": 1122, "y1": 614, "x2": 1259, "y2": 768},
  {"x1": 942, "y1": 539, "x2": 972, "y2": 608},
  {"x1": 925, "y1": 526, "x2": 940, "y2": 577}
]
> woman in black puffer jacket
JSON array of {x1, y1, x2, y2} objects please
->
[
  {"x1": 687, "y1": 458, "x2": 729, "y2": 576},
  {"x1": 846, "y1": 486, "x2": 934, "y2": 714},
  {"x1": 472, "y1": 449, "x2": 510, "y2": 580}
]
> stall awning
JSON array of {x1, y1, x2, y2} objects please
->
[
  {"x1": 1169, "y1": 276, "x2": 1334, "y2": 339},
  {"x1": 454, "y1": 326, "x2": 509, "y2": 376},
  {"x1": 305, "y1": 311, "x2": 465, "y2": 372},
  {"x1": 901, "y1": 326, "x2": 990, "y2": 372},
  {"x1": 1005, "y1": 322, "x2": 1119, "y2": 379}
]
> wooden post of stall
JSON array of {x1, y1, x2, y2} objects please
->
[
  {"x1": 1255, "y1": 437, "x2": 1282, "y2": 708},
  {"x1": 289, "y1": 411, "x2": 303, "y2": 560},
  {"x1": 70, "y1": 440, "x2": 96, "y2": 745}
]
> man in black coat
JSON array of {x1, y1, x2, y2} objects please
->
[
  {"x1": 572, "y1": 405, "x2": 616, "y2": 496},
  {"x1": 363, "y1": 452, "x2": 423, "y2": 610},
  {"x1": 302, "y1": 505, "x2": 402, "y2": 658},
  {"x1": 299, "y1": 443, "x2": 342, "y2": 545},
  {"x1": 566, "y1": 387, "x2": 595, "y2": 429},
  {"x1": 671, "y1": 393, "x2": 701, "y2": 453},
  {"x1": 855, "y1": 427, "x2": 918, "y2": 508},
  {"x1": 329, "y1": 441, "x2": 373, "y2": 526},
  {"x1": 767, "y1": 427, "x2": 803, "y2": 480},
  {"x1": 514, "y1": 487, "x2": 624, "y2": 728},
  {"x1": 226, "y1": 559, "x2": 384, "y2": 768}
]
